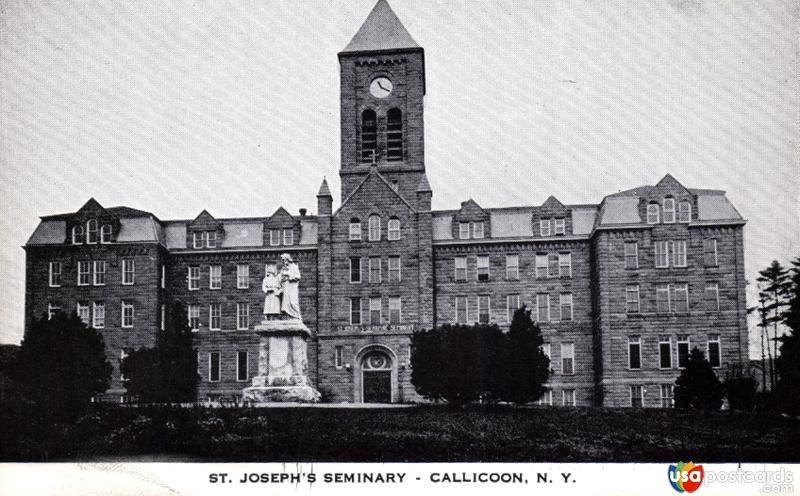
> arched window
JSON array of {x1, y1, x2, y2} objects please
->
[
  {"x1": 361, "y1": 109, "x2": 377, "y2": 163},
  {"x1": 386, "y1": 108, "x2": 402, "y2": 161},
  {"x1": 368, "y1": 214, "x2": 381, "y2": 241},
  {"x1": 72, "y1": 225, "x2": 85, "y2": 244},
  {"x1": 86, "y1": 219, "x2": 99, "y2": 244},
  {"x1": 100, "y1": 224, "x2": 113, "y2": 243},
  {"x1": 387, "y1": 218, "x2": 400, "y2": 240},
  {"x1": 646, "y1": 202, "x2": 660, "y2": 224},
  {"x1": 349, "y1": 218, "x2": 361, "y2": 241},
  {"x1": 678, "y1": 200, "x2": 691, "y2": 223},
  {"x1": 662, "y1": 197, "x2": 675, "y2": 223}
]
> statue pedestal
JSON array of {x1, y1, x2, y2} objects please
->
[{"x1": 242, "y1": 319, "x2": 321, "y2": 404}]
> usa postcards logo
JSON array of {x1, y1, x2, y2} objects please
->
[{"x1": 668, "y1": 461, "x2": 705, "y2": 493}]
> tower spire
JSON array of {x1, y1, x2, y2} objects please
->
[{"x1": 341, "y1": 0, "x2": 420, "y2": 53}]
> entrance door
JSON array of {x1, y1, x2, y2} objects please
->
[
  {"x1": 361, "y1": 350, "x2": 392, "y2": 403},
  {"x1": 363, "y1": 370, "x2": 391, "y2": 403}
]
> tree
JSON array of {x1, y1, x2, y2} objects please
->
[
  {"x1": 723, "y1": 364, "x2": 758, "y2": 411},
  {"x1": 12, "y1": 312, "x2": 111, "y2": 420},
  {"x1": 775, "y1": 257, "x2": 800, "y2": 415},
  {"x1": 411, "y1": 324, "x2": 505, "y2": 406},
  {"x1": 674, "y1": 347, "x2": 724, "y2": 410},
  {"x1": 122, "y1": 302, "x2": 198, "y2": 403},
  {"x1": 757, "y1": 261, "x2": 791, "y2": 390},
  {"x1": 499, "y1": 306, "x2": 550, "y2": 404}
]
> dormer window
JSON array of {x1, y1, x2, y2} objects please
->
[
  {"x1": 646, "y1": 203, "x2": 660, "y2": 224},
  {"x1": 283, "y1": 228, "x2": 293, "y2": 246},
  {"x1": 459, "y1": 222, "x2": 470, "y2": 240},
  {"x1": 472, "y1": 222, "x2": 484, "y2": 239},
  {"x1": 72, "y1": 225, "x2": 85, "y2": 245},
  {"x1": 678, "y1": 200, "x2": 691, "y2": 223},
  {"x1": 540, "y1": 219, "x2": 551, "y2": 237},
  {"x1": 206, "y1": 231, "x2": 217, "y2": 248},
  {"x1": 86, "y1": 219, "x2": 99, "y2": 244},
  {"x1": 269, "y1": 229, "x2": 280, "y2": 246},
  {"x1": 554, "y1": 218, "x2": 566, "y2": 235},
  {"x1": 100, "y1": 224, "x2": 112, "y2": 243},
  {"x1": 193, "y1": 232, "x2": 202, "y2": 249},
  {"x1": 193, "y1": 231, "x2": 217, "y2": 249},
  {"x1": 663, "y1": 198, "x2": 676, "y2": 223},
  {"x1": 349, "y1": 218, "x2": 361, "y2": 241}
]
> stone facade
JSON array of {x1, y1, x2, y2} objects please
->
[{"x1": 22, "y1": 0, "x2": 748, "y2": 407}]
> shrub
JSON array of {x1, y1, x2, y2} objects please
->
[
  {"x1": 674, "y1": 347, "x2": 724, "y2": 410},
  {"x1": 724, "y1": 366, "x2": 758, "y2": 411},
  {"x1": 498, "y1": 306, "x2": 550, "y2": 404}
]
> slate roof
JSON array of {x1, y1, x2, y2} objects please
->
[{"x1": 341, "y1": 0, "x2": 420, "y2": 53}]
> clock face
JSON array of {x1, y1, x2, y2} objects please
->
[{"x1": 369, "y1": 77, "x2": 393, "y2": 98}]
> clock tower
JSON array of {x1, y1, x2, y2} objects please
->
[{"x1": 338, "y1": 0, "x2": 427, "y2": 206}]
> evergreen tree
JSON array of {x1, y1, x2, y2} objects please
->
[
  {"x1": 757, "y1": 261, "x2": 791, "y2": 389},
  {"x1": 12, "y1": 312, "x2": 112, "y2": 420},
  {"x1": 674, "y1": 347, "x2": 724, "y2": 410},
  {"x1": 775, "y1": 257, "x2": 800, "y2": 414},
  {"x1": 499, "y1": 306, "x2": 550, "y2": 404}
]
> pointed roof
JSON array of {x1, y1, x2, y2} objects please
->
[
  {"x1": 317, "y1": 178, "x2": 332, "y2": 197},
  {"x1": 341, "y1": 0, "x2": 420, "y2": 54},
  {"x1": 541, "y1": 195, "x2": 566, "y2": 210}
]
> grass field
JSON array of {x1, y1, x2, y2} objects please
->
[{"x1": 1, "y1": 404, "x2": 798, "y2": 462}]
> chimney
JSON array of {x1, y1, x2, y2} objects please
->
[{"x1": 299, "y1": 208, "x2": 307, "y2": 217}]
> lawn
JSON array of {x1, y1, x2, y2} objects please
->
[{"x1": 1, "y1": 404, "x2": 798, "y2": 462}]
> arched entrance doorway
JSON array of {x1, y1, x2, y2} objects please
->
[{"x1": 361, "y1": 350, "x2": 392, "y2": 403}]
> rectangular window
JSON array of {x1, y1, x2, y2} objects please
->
[
  {"x1": 547, "y1": 253, "x2": 559, "y2": 278},
  {"x1": 236, "y1": 264, "x2": 249, "y2": 289},
  {"x1": 209, "y1": 265, "x2": 221, "y2": 289},
  {"x1": 120, "y1": 349, "x2": 129, "y2": 381},
  {"x1": 237, "y1": 303, "x2": 249, "y2": 330},
  {"x1": 454, "y1": 257, "x2": 467, "y2": 281},
  {"x1": 477, "y1": 255, "x2": 489, "y2": 281},
  {"x1": 161, "y1": 265, "x2": 165, "y2": 289},
  {"x1": 209, "y1": 352, "x2": 220, "y2": 382},
  {"x1": 193, "y1": 232, "x2": 203, "y2": 249},
  {"x1": 562, "y1": 389, "x2": 576, "y2": 406},
  {"x1": 369, "y1": 297, "x2": 381, "y2": 325},
  {"x1": 654, "y1": 241, "x2": 670, "y2": 268},
  {"x1": 77, "y1": 302, "x2": 91, "y2": 325},
  {"x1": 539, "y1": 219, "x2": 551, "y2": 237},
  {"x1": 628, "y1": 337, "x2": 641, "y2": 370},
  {"x1": 350, "y1": 298, "x2": 362, "y2": 325},
  {"x1": 388, "y1": 256, "x2": 401, "y2": 282},
  {"x1": 206, "y1": 231, "x2": 217, "y2": 248},
  {"x1": 647, "y1": 203, "x2": 660, "y2": 224},
  {"x1": 389, "y1": 297, "x2": 402, "y2": 325},
  {"x1": 472, "y1": 222, "x2": 484, "y2": 239},
  {"x1": 478, "y1": 295, "x2": 490, "y2": 324},
  {"x1": 559, "y1": 253, "x2": 572, "y2": 278},
  {"x1": 538, "y1": 389, "x2": 553, "y2": 406},
  {"x1": 349, "y1": 258, "x2": 361, "y2": 283},
  {"x1": 560, "y1": 293, "x2": 573, "y2": 321},
  {"x1": 673, "y1": 240, "x2": 687, "y2": 267},
  {"x1": 660, "y1": 384, "x2": 674, "y2": 408},
  {"x1": 349, "y1": 221, "x2": 361, "y2": 241},
  {"x1": 455, "y1": 296, "x2": 468, "y2": 324},
  {"x1": 93, "y1": 260, "x2": 106, "y2": 286},
  {"x1": 188, "y1": 304, "x2": 200, "y2": 331},
  {"x1": 678, "y1": 201, "x2": 691, "y2": 223},
  {"x1": 101, "y1": 224, "x2": 112, "y2": 243},
  {"x1": 369, "y1": 257, "x2": 381, "y2": 283},
  {"x1": 505, "y1": 254, "x2": 519, "y2": 280},
  {"x1": 78, "y1": 261, "x2": 91, "y2": 286},
  {"x1": 160, "y1": 304, "x2": 165, "y2": 331},
  {"x1": 270, "y1": 229, "x2": 280, "y2": 246},
  {"x1": 209, "y1": 303, "x2": 221, "y2": 330},
  {"x1": 237, "y1": 351, "x2": 248, "y2": 382},
  {"x1": 93, "y1": 302, "x2": 105, "y2": 329},
  {"x1": 677, "y1": 336, "x2": 690, "y2": 368},
  {"x1": 554, "y1": 218, "x2": 566, "y2": 235},
  {"x1": 121, "y1": 301, "x2": 134, "y2": 328},
  {"x1": 283, "y1": 228, "x2": 293, "y2": 246},
  {"x1": 122, "y1": 259, "x2": 135, "y2": 285},
  {"x1": 49, "y1": 262, "x2": 62, "y2": 287},
  {"x1": 536, "y1": 293, "x2": 549, "y2": 322},
  {"x1": 459, "y1": 222, "x2": 470, "y2": 239},
  {"x1": 624, "y1": 241, "x2": 639, "y2": 269},
  {"x1": 388, "y1": 219, "x2": 400, "y2": 240},
  {"x1": 630, "y1": 385, "x2": 643, "y2": 408},
  {"x1": 707, "y1": 334, "x2": 721, "y2": 368},
  {"x1": 507, "y1": 294, "x2": 520, "y2": 323},
  {"x1": 334, "y1": 346, "x2": 344, "y2": 369},
  {"x1": 535, "y1": 254, "x2": 548, "y2": 279},
  {"x1": 188, "y1": 266, "x2": 200, "y2": 290},
  {"x1": 705, "y1": 283, "x2": 720, "y2": 312},
  {"x1": 561, "y1": 343, "x2": 574, "y2": 375},
  {"x1": 48, "y1": 303, "x2": 61, "y2": 320},
  {"x1": 656, "y1": 285, "x2": 671, "y2": 313},
  {"x1": 704, "y1": 238, "x2": 718, "y2": 266},
  {"x1": 673, "y1": 284, "x2": 689, "y2": 313},
  {"x1": 626, "y1": 285, "x2": 640, "y2": 314},
  {"x1": 659, "y1": 336, "x2": 672, "y2": 369},
  {"x1": 663, "y1": 198, "x2": 676, "y2": 223}
]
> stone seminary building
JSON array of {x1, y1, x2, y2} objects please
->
[{"x1": 23, "y1": 1, "x2": 748, "y2": 407}]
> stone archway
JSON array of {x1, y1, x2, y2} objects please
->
[{"x1": 354, "y1": 344, "x2": 398, "y2": 403}]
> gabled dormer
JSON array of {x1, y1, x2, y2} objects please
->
[
  {"x1": 68, "y1": 198, "x2": 119, "y2": 245},
  {"x1": 536, "y1": 196, "x2": 570, "y2": 237},
  {"x1": 187, "y1": 210, "x2": 224, "y2": 249},
  {"x1": 264, "y1": 207, "x2": 299, "y2": 247},
  {"x1": 452, "y1": 199, "x2": 489, "y2": 239},
  {"x1": 642, "y1": 174, "x2": 694, "y2": 224}
]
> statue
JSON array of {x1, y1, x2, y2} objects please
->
[
  {"x1": 261, "y1": 265, "x2": 282, "y2": 319},
  {"x1": 279, "y1": 253, "x2": 302, "y2": 320}
]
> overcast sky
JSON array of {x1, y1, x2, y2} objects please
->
[{"x1": 1, "y1": 0, "x2": 797, "y2": 354}]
